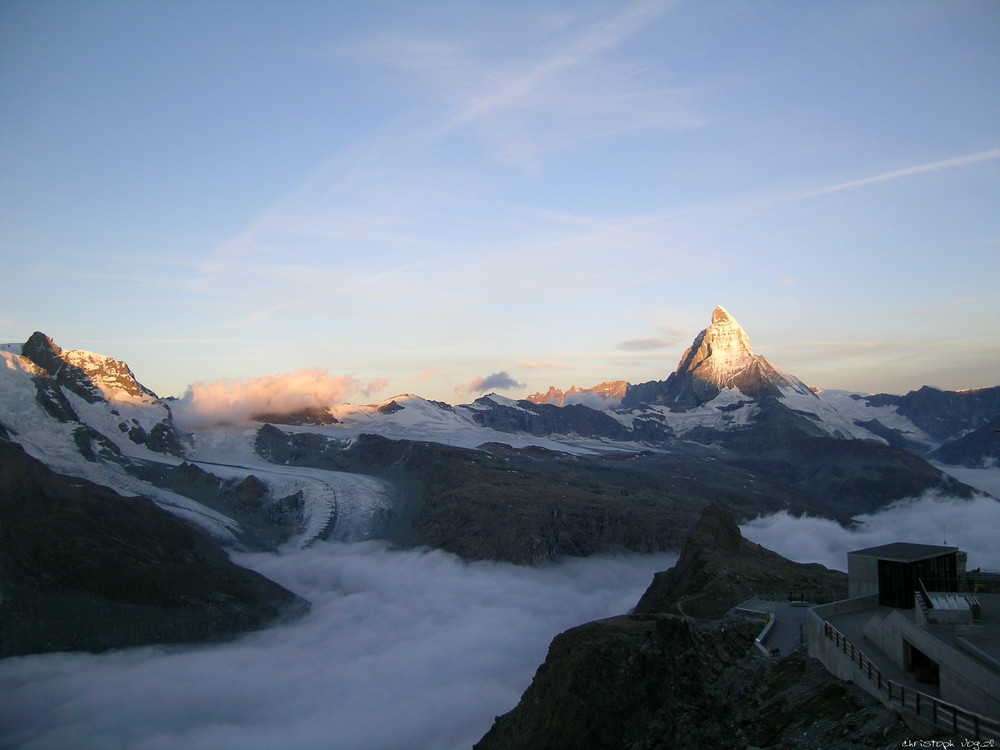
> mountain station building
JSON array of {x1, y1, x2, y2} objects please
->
[
  {"x1": 847, "y1": 542, "x2": 966, "y2": 609},
  {"x1": 807, "y1": 542, "x2": 1000, "y2": 739}
]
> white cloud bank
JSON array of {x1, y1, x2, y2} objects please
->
[
  {"x1": 172, "y1": 369, "x2": 389, "y2": 429},
  {"x1": 742, "y1": 487, "x2": 1000, "y2": 573},
  {"x1": 0, "y1": 543, "x2": 677, "y2": 750}
]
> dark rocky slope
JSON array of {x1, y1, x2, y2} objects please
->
[
  {"x1": 475, "y1": 506, "x2": 911, "y2": 750},
  {"x1": 254, "y1": 424, "x2": 973, "y2": 563},
  {"x1": 0, "y1": 440, "x2": 309, "y2": 658},
  {"x1": 474, "y1": 615, "x2": 909, "y2": 750},
  {"x1": 254, "y1": 428, "x2": 854, "y2": 563}
]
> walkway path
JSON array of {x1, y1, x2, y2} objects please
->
[{"x1": 736, "y1": 597, "x2": 810, "y2": 656}]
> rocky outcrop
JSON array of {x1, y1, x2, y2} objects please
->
[
  {"x1": 475, "y1": 615, "x2": 909, "y2": 750},
  {"x1": 526, "y1": 381, "x2": 629, "y2": 406},
  {"x1": 251, "y1": 406, "x2": 339, "y2": 425},
  {"x1": 469, "y1": 396, "x2": 634, "y2": 440},
  {"x1": 60, "y1": 347, "x2": 159, "y2": 401},
  {"x1": 727, "y1": 434, "x2": 975, "y2": 518},
  {"x1": 475, "y1": 507, "x2": 907, "y2": 750},
  {"x1": 22, "y1": 332, "x2": 100, "y2": 404},
  {"x1": 21, "y1": 331, "x2": 155, "y2": 404},
  {"x1": 634, "y1": 505, "x2": 847, "y2": 619},
  {"x1": 20, "y1": 331, "x2": 185, "y2": 456},
  {"x1": 254, "y1": 422, "x2": 976, "y2": 563},
  {"x1": 126, "y1": 460, "x2": 306, "y2": 550},
  {"x1": 31, "y1": 375, "x2": 80, "y2": 422},
  {"x1": 0, "y1": 439, "x2": 309, "y2": 657}
]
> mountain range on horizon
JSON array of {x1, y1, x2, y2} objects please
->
[
  {"x1": 5, "y1": 305, "x2": 998, "y2": 416},
  {"x1": 2, "y1": 308, "x2": 999, "y2": 500},
  {"x1": 2, "y1": 304, "x2": 998, "y2": 558},
  {"x1": 3, "y1": 305, "x2": 999, "y2": 483},
  {"x1": 2, "y1": 304, "x2": 1000, "y2": 661}
]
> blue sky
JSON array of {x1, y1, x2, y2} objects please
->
[{"x1": 2, "y1": 0, "x2": 998, "y2": 404}]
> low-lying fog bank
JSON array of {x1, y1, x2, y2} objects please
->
[
  {"x1": 0, "y1": 543, "x2": 677, "y2": 750},
  {"x1": 742, "y1": 467, "x2": 1000, "y2": 572}
]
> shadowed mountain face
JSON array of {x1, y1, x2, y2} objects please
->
[
  {"x1": 0, "y1": 440, "x2": 309, "y2": 657},
  {"x1": 929, "y1": 413, "x2": 1000, "y2": 467},
  {"x1": 254, "y1": 428, "x2": 912, "y2": 563}
]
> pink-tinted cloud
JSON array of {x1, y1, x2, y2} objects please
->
[
  {"x1": 173, "y1": 369, "x2": 373, "y2": 428},
  {"x1": 362, "y1": 378, "x2": 390, "y2": 397}
]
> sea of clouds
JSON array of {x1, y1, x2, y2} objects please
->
[{"x1": 0, "y1": 544, "x2": 677, "y2": 750}]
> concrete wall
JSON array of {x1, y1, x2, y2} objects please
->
[
  {"x1": 810, "y1": 595, "x2": 879, "y2": 621},
  {"x1": 807, "y1": 595, "x2": 880, "y2": 685},
  {"x1": 867, "y1": 610, "x2": 1000, "y2": 718},
  {"x1": 862, "y1": 610, "x2": 909, "y2": 671},
  {"x1": 808, "y1": 608, "x2": 884, "y2": 703}
]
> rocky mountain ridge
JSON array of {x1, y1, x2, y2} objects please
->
[
  {"x1": 525, "y1": 381, "x2": 629, "y2": 406},
  {"x1": 633, "y1": 504, "x2": 847, "y2": 619},
  {"x1": 21, "y1": 330, "x2": 160, "y2": 404},
  {"x1": 1, "y1": 310, "x2": 996, "y2": 567}
]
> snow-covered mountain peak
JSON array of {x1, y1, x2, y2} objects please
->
[
  {"x1": 20, "y1": 331, "x2": 158, "y2": 404},
  {"x1": 621, "y1": 306, "x2": 815, "y2": 410}
]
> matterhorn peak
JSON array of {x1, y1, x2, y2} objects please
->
[
  {"x1": 711, "y1": 305, "x2": 735, "y2": 326},
  {"x1": 673, "y1": 305, "x2": 755, "y2": 384},
  {"x1": 623, "y1": 306, "x2": 813, "y2": 410}
]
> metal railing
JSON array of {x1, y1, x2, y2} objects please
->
[{"x1": 822, "y1": 621, "x2": 1000, "y2": 741}]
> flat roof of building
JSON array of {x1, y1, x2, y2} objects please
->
[{"x1": 848, "y1": 542, "x2": 959, "y2": 563}]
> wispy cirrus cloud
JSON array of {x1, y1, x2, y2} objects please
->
[
  {"x1": 182, "y1": 2, "x2": 703, "y2": 350},
  {"x1": 616, "y1": 337, "x2": 676, "y2": 351},
  {"x1": 616, "y1": 324, "x2": 689, "y2": 351},
  {"x1": 338, "y1": 0, "x2": 691, "y2": 164},
  {"x1": 213, "y1": 0, "x2": 691, "y2": 258},
  {"x1": 805, "y1": 147, "x2": 1000, "y2": 198},
  {"x1": 437, "y1": 1, "x2": 691, "y2": 153},
  {"x1": 512, "y1": 358, "x2": 604, "y2": 372}
]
